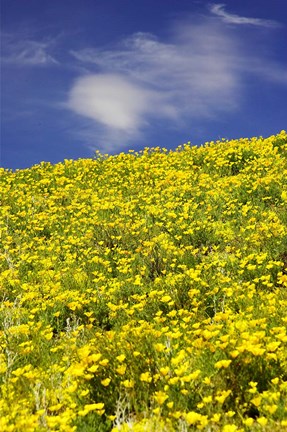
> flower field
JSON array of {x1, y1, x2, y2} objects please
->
[{"x1": 1, "y1": 131, "x2": 287, "y2": 431}]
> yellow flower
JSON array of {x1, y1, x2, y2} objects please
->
[
  {"x1": 257, "y1": 417, "x2": 268, "y2": 426},
  {"x1": 185, "y1": 411, "x2": 201, "y2": 425},
  {"x1": 211, "y1": 413, "x2": 221, "y2": 422},
  {"x1": 189, "y1": 369, "x2": 201, "y2": 380},
  {"x1": 152, "y1": 407, "x2": 161, "y2": 415},
  {"x1": 122, "y1": 379, "x2": 134, "y2": 388},
  {"x1": 161, "y1": 295, "x2": 172, "y2": 303},
  {"x1": 222, "y1": 425, "x2": 238, "y2": 432},
  {"x1": 140, "y1": 372, "x2": 152, "y2": 383},
  {"x1": 48, "y1": 403, "x2": 63, "y2": 412},
  {"x1": 153, "y1": 391, "x2": 168, "y2": 405},
  {"x1": 265, "y1": 404, "x2": 277, "y2": 414},
  {"x1": 88, "y1": 365, "x2": 99, "y2": 373},
  {"x1": 90, "y1": 353, "x2": 102, "y2": 362},
  {"x1": 169, "y1": 376, "x2": 180, "y2": 385},
  {"x1": 271, "y1": 377, "x2": 279, "y2": 385},
  {"x1": 116, "y1": 364, "x2": 127, "y2": 375},
  {"x1": 78, "y1": 403, "x2": 105, "y2": 416},
  {"x1": 203, "y1": 377, "x2": 211, "y2": 385},
  {"x1": 154, "y1": 343, "x2": 166, "y2": 352},
  {"x1": 215, "y1": 390, "x2": 232, "y2": 404},
  {"x1": 101, "y1": 378, "x2": 111, "y2": 386},
  {"x1": 203, "y1": 395, "x2": 213, "y2": 404},
  {"x1": 159, "y1": 366, "x2": 170, "y2": 376},
  {"x1": 243, "y1": 418, "x2": 254, "y2": 426},
  {"x1": 116, "y1": 354, "x2": 126, "y2": 362},
  {"x1": 251, "y1": 396, "x2": 262, "y2": 407},
  {"x1": 67, "y1": 363, "x2": 86, "y2": 377},
  {"x1": 248, "y1": 346, "x2": 265, "y2": 356},
  {"x1": 215, "y1": 359, "x2": 232, "y2": 369},
  {"x1": 171, "y1": 350, "x2": 185, "y2": 365}
]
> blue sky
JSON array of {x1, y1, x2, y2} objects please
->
[{"x1": 1, "y1": 0, "x2": 287, "y2": 170}]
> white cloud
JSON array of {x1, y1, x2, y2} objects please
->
[
  {"x1": 66, "y1": 72, "x2": 179, "y2": 150},
  {"x1": 1, "y1": 34, "x2": 58, "y2": 66},
  {"x1": 68, "y1": 74, "x2": 153, "y2": 131},
  {"x1": 209, "y1": 3, "x2": 279, "y2": 28}
]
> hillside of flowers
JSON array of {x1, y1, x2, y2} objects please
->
[{"x1": 1, "y1": 131, "x2": 287, "y2": 432}]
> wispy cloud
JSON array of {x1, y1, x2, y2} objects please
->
[
  {"x1": 1, "y1": 33, "x2": 58, "y2": 66},
  {"x1": 67, "y1": 22, "x2": 241, "y2": 150},
  {"x1": 209, "y1": 3, "x2": 280, "y2": 28},
  {"x1": 65, "y1": 7, "x2": 285, "y2": 152}
]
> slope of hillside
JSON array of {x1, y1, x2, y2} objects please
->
[{"x1": 1, "y1": 131, "x2": 287, "y2": 431}]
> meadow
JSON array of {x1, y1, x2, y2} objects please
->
[{"x1": 1, "y1": 131, "x2": 287, "y2": 431}]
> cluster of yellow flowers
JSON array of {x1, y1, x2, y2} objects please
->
[{"x1": 1, "y1": 131, "x2": 287, "y2": 431}]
